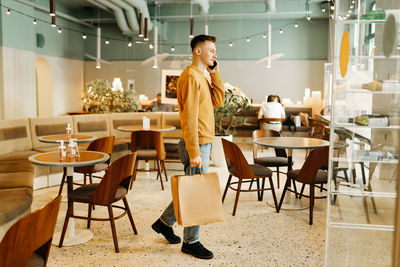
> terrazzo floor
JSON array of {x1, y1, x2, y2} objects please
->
[{"x1": 31, "y1": 145, "x2": 329, "y2": 267}]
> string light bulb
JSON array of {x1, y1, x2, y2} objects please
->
[
  {"x1": 229, "y1": 42, "x2": 233, "y2": 47},
  {"x1": 294, "y1": 22, "x2": 299, "y2": 28},
  {"x1": 6, "y1": 9, "x2": 10, "y2": 15},
  {"x1": 322, "y1": 7, "x2": 326, "y2": 12},
  {"x1": 105, "y1": 39, "x2": 110, "y2": 45},
  {"x1": 171, "y1": 46, "x2": 175, "y2": 52},
  {"x1": 330, "y1": 5, "x2": 335, "y2": 11},
  {"x1": 262, "y1": 33, "x2": 267, "y2": 39},
  {"x1": 58, "y1": 27, "x2": 62, "y2": 34},
  {"x1": 279, "y1": 29, "x2": 283, "y2": 34},
  {"x1": 128, "y1": 40, "x2": 133, "y2": 47},
  {"x1": 82, "y1": 33, "x2": 87, "y2": 40},
  {"x1": 246, "y1": 37, "x2": 250, "y2": 42},
  {"x1": 149, "y1": 43, "x2": 154, "y2": 49},
  {"x1": 33, "y1": 19, "x2": 37, "y2": 25},
  {"x1": 306, "y1": 15, "x2": 311, "y2": 21}
]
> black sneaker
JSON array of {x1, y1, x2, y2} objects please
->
[
  {"x1": 151, "y1": 219, "x2": 181, "y2": 244},
  {"x1": 181, "y1": 241, "x2": 214, "y2": 259}
]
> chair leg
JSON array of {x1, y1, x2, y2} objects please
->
[
  {"x1": 107, "y1": 204, "x2": 119, "y2": 253},
  {"x1": 368, "y1": 182, "x2": 377, "y2": 213},
  {"x1": 58, "y1": 168, "x2": 67, "y2": 196},
  {"x1": 278, "y1": 178, "x2": 290, "y2": 212},
  {"x1": 248, "y1": 179, "x2": 254, "y2": 190},
  {"x1": 222, "y1": 175, "x2": 232, "y2": 203},
  {"x1": 320, "y1": 183, "x2": 324, "y2": 192},
  {"x1": 268, "y1": 177, "x2": 279, "y2": 212},
  {"x1": 59, "y1": 201, "x2": 73, "y2": 247},
  {"x1": 87, "y1": 203, "x2": 93, "y2": 229},
  {"x1": 309, "y1": 184, "x2": 315, "y2": 225},
  {"x1": 292, "y1": 179, "x2": 299, "y2": 198},
  {"x1": 256, "y1": 179, "x2": 261, "y2": 201},
  {"x1": 84, "y1": 174, "x2": 87, "y2": 185},
  {"x1": 156, "y1": 160, "x2": 164, "y2": 190},
  {"x1": 260, "y1": 178, "x2": 266, "y2": 201},
  {"x1": 299, "y1": 184, "x2": 306, "y2": 199},
  {"x1": 276, "y1": 167, "x2": 280, "y2": 189},
  {"x1": 161, "y1": 160, "x2": 168, "y2": 182},
  {"x1": 89, "y1": 173, "x2": 93, "y2": 184},
  {"x1": 232, "y1": 179, "x2": 243, "y2": 216},
  {"x1": 123, "y1": 197, "x2": 138, "y2": 234},
  {"x1": 130, "y1": 160, "x2": 139, "y2": 190}
]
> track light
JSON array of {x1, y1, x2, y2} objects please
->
[
  {"x1": 6, "y1": 9, "x2": 10, "y2": 15},
  {"x1": 49, "y1": 0, "x2": 55, "y2": 16},
  {"x1": 229, "y1": 42, "x2": 233, "y2": 47},
  {"x1": 189, "y1": 18, "x2": 194, "y2": 38},
  {"x1": 82, "y1": 33, "x2": 87, "y2": 40},
  {"x1": 138, "y1": 12, "x2": 144, "y2": 37},
  {"x1": 51, "y1": 16, "x2": 56, "y2": 27},
  {"x1": 33, "y1": 19, "x2": 37, "y2": 25},
  {"x1": 294, "y1": 22, "x2": 299, "y2": 28},
  {"x1": 171, "y1": 46, "x2": 175, "y2": 52},
  {"x1": 105, "y1": 39, "x2": 110, "y2": 45},
  {"x1": 246, "y1": 37, "x2": 250, "y2": 42},
  {"x1": 144, "y1": 17, "x2": 148, "y2": 41},
  {"x1": 279, "y1": 29, "x2": 283, "y2": 34},
  {"x1": 58, "y1": 27, "x2": 62, "y2": 34}
]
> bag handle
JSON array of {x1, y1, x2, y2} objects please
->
[{"x1": 189, "y1": 167, "x2": 203, "y2": 176}]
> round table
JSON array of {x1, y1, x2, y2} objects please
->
[
  {"x1": 253, "y1": 137, "x2": 330, "y2": 210},
  {"x1": 38, "y1": 134, "x2": 96, "y2": 143},
  {"x1": 29, "y1": 151, "x2": 109, "y2": 246},
  {"x1": 117, "y1": 125, "x2": 176, "y2": 132}
]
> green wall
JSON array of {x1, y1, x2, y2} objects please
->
[{"x1": 0, "y1": 0, "x2": 329, "y2": 61}]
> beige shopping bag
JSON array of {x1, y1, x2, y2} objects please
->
[{"x1": 171, "y1": 172, "x2": 224, "y2": 227}]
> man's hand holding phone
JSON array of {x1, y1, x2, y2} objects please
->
[{"x1": 207, "y1": 60, "x2": 218, "y2": 73}]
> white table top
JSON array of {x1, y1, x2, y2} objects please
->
[
  {"x1": 38, "y1": 134, "x2": 96, "y2": 144},
  {"x1": 253, "y1": 137, "x2": 330, "y2": 149}
]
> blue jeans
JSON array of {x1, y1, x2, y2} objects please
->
[{"x1": 160, "y1": 139, "x2": 212, "y2": 244}]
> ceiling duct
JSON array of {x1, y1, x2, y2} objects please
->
[
  {"x1": 193, "y1": 0, "x2": 209, "y2": 14},
  {"x1": 93, "y1": 0, "x2": 135, "y2": 34},
  {"x1": 109, "y1": 0, "x2": 139, "y2": 32},
  {"x1": 265, "y1": 0, "x2": 276, "y2": 12},
  {"x1": 123, "y1": 0, "x2": 153, "y2": 31}
]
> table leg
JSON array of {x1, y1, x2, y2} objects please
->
[{"x1": 52, "y1": 167, "x2": 94, "y2": 246}]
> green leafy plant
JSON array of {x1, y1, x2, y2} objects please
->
[
  {"x1": 214, "y1": 88, "x2": 253, "y2": 136},
  {"x1": 83, "y1": 79, "x2": 139, "y2": 113}
]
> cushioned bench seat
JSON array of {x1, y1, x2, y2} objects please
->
[{"x1": 0, "y1": 188, "x2": 33, "y2": 226}]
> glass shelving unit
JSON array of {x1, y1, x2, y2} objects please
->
[{"x1": 325, "y1": 0, "x2": 400, "y2": 266}]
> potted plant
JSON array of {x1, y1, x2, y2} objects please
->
[{"x1": 212, "y1": 88, "x2": 253, "y2": 166}]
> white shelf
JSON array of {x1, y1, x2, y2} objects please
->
[
  {"x1": 336, "y1": 19, "x2": 386, "y2": 24},
  {"x1": 331, "y1": 157, "x2": 399, "y2": 164},
  {"x1": 331, "y1": 189, "x2": 397, "y2": 198},
  {"x1": 335, "y1": 123, "x2": 400, "y2": 129},
  {"x1": 327, "y1": 222, "x2": 395, "y2": 231},
  {"x1": 342, "y1": 88, "x2": 400, "y2": 94}
]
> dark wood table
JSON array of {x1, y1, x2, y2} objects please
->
[{"x1": 117, "y1": 125, "x2": 176, "y2": 132}]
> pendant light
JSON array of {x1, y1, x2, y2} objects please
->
[{"x1": 49, "y1": 0, "x2": 55, "y2": 16}]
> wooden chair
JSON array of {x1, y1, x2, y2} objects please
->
[
  {"x1": 58, "y1": 136, "x2": 115, "y2": 196},
  {"x1": 130, "y1": 131, "x2": 167, "y2": 190},
  {"x1": 252, "y1": 129, "x2": 292, "y2": 189},
  {"x1": 59, "y1": 153, "x2": 137, "y2": 253},
  {"x1": 308, "y1": 118, "x2": 326, "y2": 138},
  {"x1": 221, "y1": 138, "x2": 278, "y2": 216},
  {"x1": 0, "y1": 196, "x2": 61, "y2": 266},
  {"x1": 278, "y1": 147, "x2": 329, "y2": 225}
]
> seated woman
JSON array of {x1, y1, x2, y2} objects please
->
[{"x1": 257, "y1": 94, "x2": 285, "y2": 132}]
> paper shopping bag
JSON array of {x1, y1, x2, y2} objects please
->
[{"x1": 171, "y1": 172, "x2": 224, "y2": 227}]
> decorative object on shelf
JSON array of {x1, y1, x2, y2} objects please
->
[
  {"x1": 350, "y1": 114, "x2": 390, "y2": 127},
  {"x1": 82, "y1": 79, "x2": 139, "y2": 113},
  {"x1": 339, "y1": 30, "x2": 350, "y2": 78},
  {"x1": 214, "y1": 87, "x2": 253, "y2": 137},
  {"x1": 362, "y1": 81, "x2": 383, "y2": 91},
  {"x1": 383, "y1": 14, "x2": 398, "y2": 58}
]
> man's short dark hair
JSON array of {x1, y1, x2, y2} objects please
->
[{"x1": 190, "y1": 35, "x2": 216, "y2": 51}]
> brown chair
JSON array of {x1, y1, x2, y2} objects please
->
[
  {"x1": 308, "y1": 118, "x2": 326, "y2": 138},
  {"x1": 59, "y1": 153, "x2": 137, "y2": 253},
  {"x1": 130, "y1": 130, "x2": 167, "y2": 190},
  {"x1": 221, "y1": 138, "x2": 278, "y2": 216},
  {"x1": 58, "y1": 136, "x2": 115, "y2": 196},
  {"x1": 0, "y1": 196, "x2": 61, "y2": 266},
  {"x1": 252, "y1": 129, "x2": 292, "y2": 188},
  {"x1": 278, "y1": 147, "x2": 329, "y2": 225}
]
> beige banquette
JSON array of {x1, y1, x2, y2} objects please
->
[{"x1": 0, "y1": 112, "x2": 182, "y2": 236}]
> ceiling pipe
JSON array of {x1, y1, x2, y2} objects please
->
[
  {"x1": 265, "y1": 0, "x2": 276, "y2": 12},
  {"x1": 86, "y1": 0, "x2": 111, "y2": 12},
  {"x1": 123, "y1": 0, "x2": 153, "y2": 30},
  {"x1": 109, "y1": 0, "x2": 139, "y2": 32},
  {"x1": 193, "y1": 0, "x2": 210, "y2": 14},
  {"x1": 93, "y1": 0, "x2": 135, "y2": 34}
]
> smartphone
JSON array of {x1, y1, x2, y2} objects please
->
[{"x1": 208, "y1": 61, "x2": 217, "y2": 70}]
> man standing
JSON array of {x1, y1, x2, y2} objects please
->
[{"x1": 151, "y1": 35, "x2": 225, "y2": 259}]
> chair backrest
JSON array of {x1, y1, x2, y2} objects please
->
[
  {"x1": 130, "y1": 131, "x2": 165, "y2": 160},
  {"x1": 308, "y1": 118, "x2": 326, "y2": 138},
  {"x1": 92, "y1": 153, "x2": 136, "y2": 205},
  {"x1": 252, "y1": 129, "x2": 287, "y2": 159},
  {"x1": 296, "y1": 146, "x2": 329, "y2": 184},
  {"x1": 87, "y1": 136, "x2": 115, "y2": 155},
  {"x1": 0, "y1": 196, "x2": 61, "y2": 266},
  {"x1": 221, "y1": 138, "x2": 255, "y2": 178}
]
